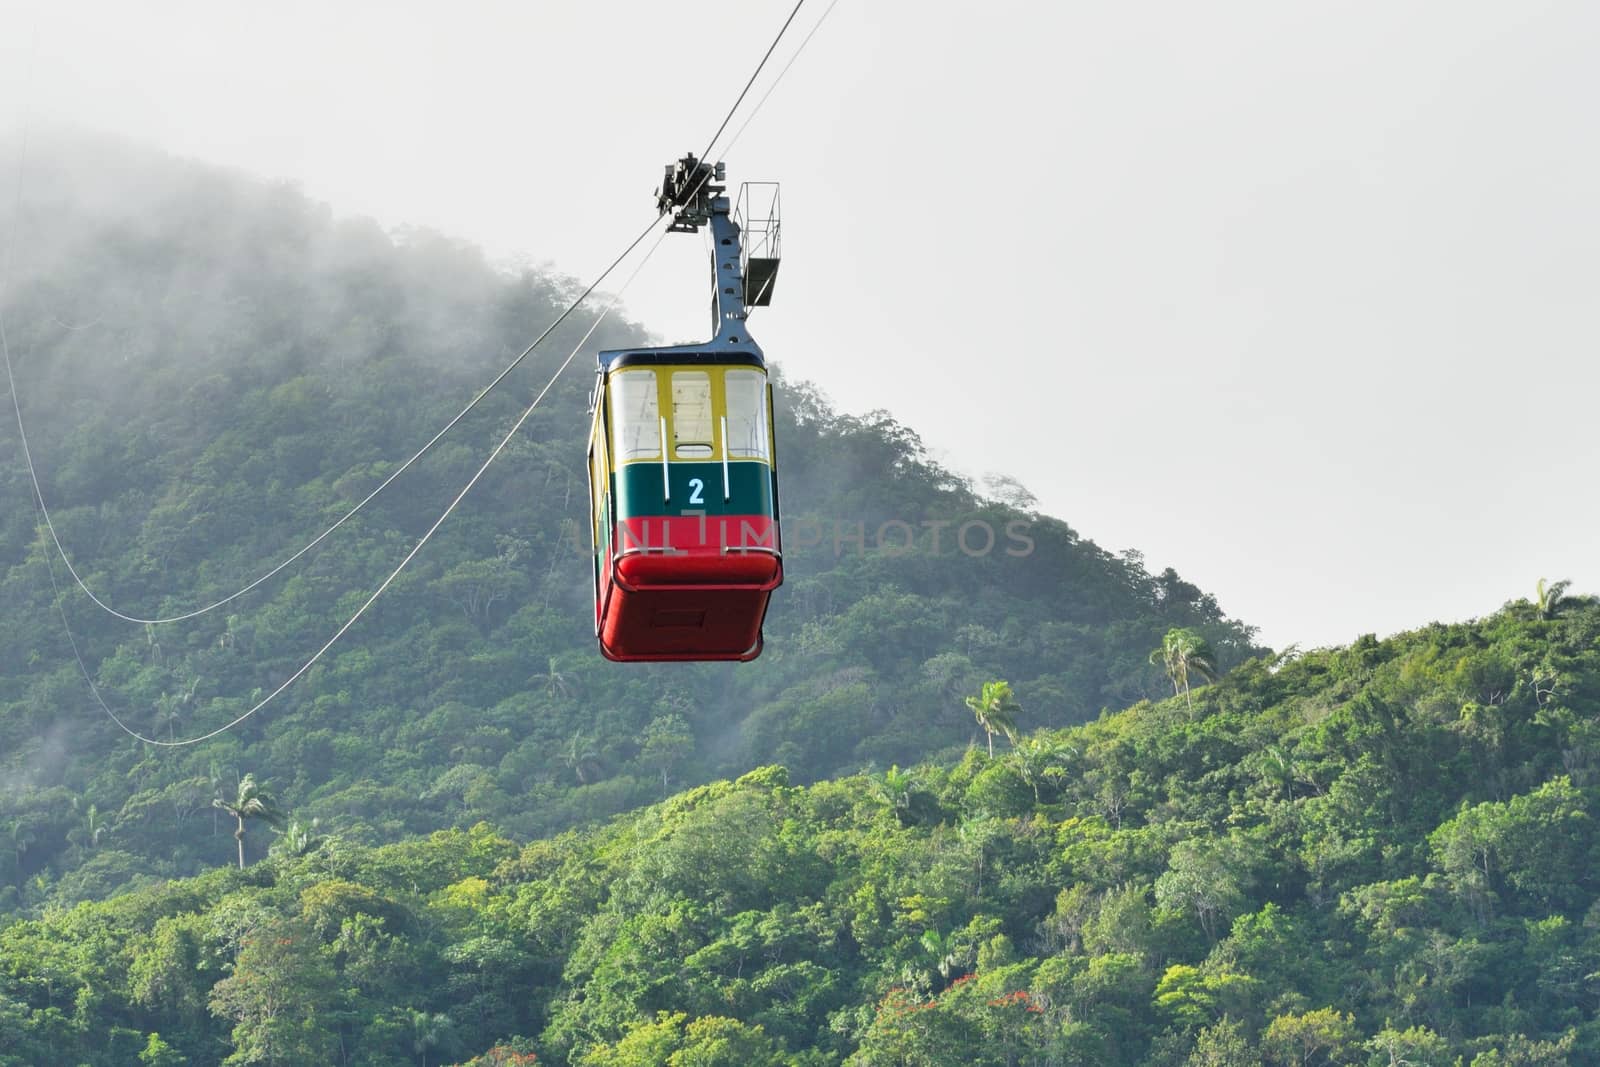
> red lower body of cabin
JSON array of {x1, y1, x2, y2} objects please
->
[{"x1": 597, "y1": 515, "x2": 781, "y2": 662}]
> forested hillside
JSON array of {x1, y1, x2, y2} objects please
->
[
  {"x1": 0, "y1": 134, "x2": 1257, "y2": 911},
  {"x1": 3, "y1": 597, "x2": 1597, "y2": 1064}
]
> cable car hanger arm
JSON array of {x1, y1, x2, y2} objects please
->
[{"x1": 654, "y1": 154, "x2": 777, "y2": 351}]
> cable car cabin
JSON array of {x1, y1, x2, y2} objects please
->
[
  {"x1": 587, "y1": 155, "x2": 784, "y2": 662},
  {"x1": 588, "y1": 351, "x2": 780, "y2": 661}
]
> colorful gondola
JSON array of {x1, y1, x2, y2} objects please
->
[{"x1": 587, "y1": 157, "x2": 783, "y2": 661}]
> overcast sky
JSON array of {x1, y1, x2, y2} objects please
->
[{"x1": 1, "y1": 0, "x2": 1596, "y2": 650}]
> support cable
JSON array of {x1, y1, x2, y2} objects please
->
[
  {"x1": 48, "y1": 230, "x2": 666, "y2": 746},
  {"x1": 3, "y1": 218, "x2": 659, "y2": 625},
  {"x1": 3, "y1": 0, "x2": 814, "y2": 627},
  {"x1": 722, "y1": 0, "x2": 842, "y2": 157},
  {"x1": 6, "y1": 0, "x2": 829, "y2": 745}
]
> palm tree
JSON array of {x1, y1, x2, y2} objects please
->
[
  {"x1": 213, "y1": 774, "x2": 283, "y2": 869},
  {"x1": 1010, "y1": 736, "x2": 1075, "y2": 801},
  {"x1": 873, "y1": 764, "x2": 917, "y2": 815},
  {"x1": 150, "y1": 675, "x2": 201, "y2": 742},
  {"x1": 919, "y1": 928, "x2": 961, "y2": 982},
  {"x1": 1536, "y1": 578, "x2": 1572, "y2": 620},
  {"x1": 410, "y1": 1009, "x2": 452, "y2": 1067},
  {"x1": 533, "y1": 656, "x2": 571, "y2": 699},
  {"x1": 1257, "y1": 745, "x2": 1297, "y2": 800},
  {"x1": 563, "y1": 732, "x2": 600, "y2": 785},
  {"x1": 965, "y1": 680, "x2": 1022, "y2": 758},
  {"x1": 8, "y1": 820, "x2": 36, "y2": 886},
  {"x1": 271, "y1": 817, "x2": 323, "y2": 859},
  {"x1": 83, "y1": 804, "x2": 107, "y2": 849},
  {"x1": 1150, "y1": 628, "x2": 1219, "y2": 711}
]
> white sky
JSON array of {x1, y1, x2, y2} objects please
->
[{"x1": 1, "y1": 0, "x2": 1596, "y2": 650}]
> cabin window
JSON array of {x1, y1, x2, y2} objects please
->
[
  {"x1": 611, "y1": 371, "x2": 660, "y2": 460},
  {"x1": 724, "y1": 370, "x2": 769, "y2": 460},
  {"x1": 671, "y1": 371, "x2": 714, "y2": 458}
]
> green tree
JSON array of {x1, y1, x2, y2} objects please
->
[
  {"x1": 139, "y1": 1032, "x2": 187, "y2": 1067},
  {"x1": 411, "y1": 1009, "x2": 454, "y2": 1067},
  {"x1": 434, "y1": 555, "x2": 526, "y2": 629},
  {"x1": 208, "y1": 917, "x2": 339, "y2": 1065},
  {"x1": 1188, "y1": 1016, "x2": 1260, "y2": 1067},
  {"x1": 1254, "y1": 746, "x2": 1300, "y2": 800},
  {"x1": 1465, "y1": 1031, "x2": 1576, "y2": 1065},
  {"x1": 212, "y1": 773, "x2": 284, "y2": 869},
  {"x1": 269, "y1": 817, "x2": 323, "y2": 860},
  {"x1": 1008, "y1": 735, "x2": 1072, "y2": 801},
  {"x1": 673, "y1": 1015, "x2": 793, "y2": 1066},
  {"x1": 919, "y1": 928, "x2": 965, "y2": 982},
  {"x1": 1261, "y1": 1008, "x2": 1355, "y2": 1067},
  {"x1": 78, "y1": 803, "x2": 109, "y2": 851},
  {"x1": 848, "y1": 988, "x2": 981, "y2": 1066},
  {"x1": 129, "y1": 913, "x2": 212, "y2": 1017},
  {"x1": 1155, "y1": 839, "x2": 1249, "y2": 943},
  {"x1": 965, "y1": 681, "x2": 1021, "y2": 758},
  {"x1": 1534, "y1": 577, "x2": 1571, "y2": 620},
  {"x1": 872, "y1": 764, "x2": 918, "y2": 816},
  {"x1": 1429, "y1": 777, "x2": 1595, "y2": 919},
  {"x1": 639, "y1": 714, "x2": 694, "y2": 790},
  {"x1": 1151, "y1": 627, "x2": 1219, "y2": 711},
  {"x1": 8, "y1": 819, "x2": 37, "y2": 886},
  {"x1": 1152, "y1": 964, "x2": 1258, "y2": 1037},
  {"x1": 534, "y1": 655, "x2": 572, "y2": 699},
  {"x1": 1364, "y1": 1024, "x2": 1449, "y2": 1066},
  {"x1": 564, "y1": 732, "x2": 601, "y2": 785},
  {"x1": 456, "y1": 1046, "x2": 541, "y2": 1067},
  {"x1": 580, "y1": 1011, "x2": 794, "y2": 1066}
]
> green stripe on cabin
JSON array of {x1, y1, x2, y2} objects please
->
[{"x1": 614, "y1": 460, "x2": 773, "y2": 519}]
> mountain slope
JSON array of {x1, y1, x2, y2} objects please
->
[
  {"x1": 0, "y1": 134, "x2": 1259, "y2": 908},
  {"x1": 1, "y1": 599, "x2": 1595, "y2": 1064}
]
